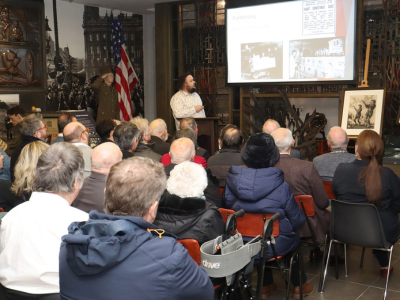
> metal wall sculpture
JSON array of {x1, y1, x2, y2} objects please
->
[{"x1": 0, "y1": 3, "x2": 42, "y2": 87}]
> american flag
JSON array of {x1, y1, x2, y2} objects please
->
[{"x1": 111, "y1": 12, "x2": 138, "y2": 121}]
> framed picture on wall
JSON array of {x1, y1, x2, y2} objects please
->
[{"x1": 340, "y1": 87, "x2": 386, "y2": 138}]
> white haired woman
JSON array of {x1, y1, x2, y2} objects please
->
[{"x1": 154, "y1": 161, "x2": 225, "y2": 245}]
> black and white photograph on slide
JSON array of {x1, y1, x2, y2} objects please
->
[
  {"x1": 241, "y1": 42, "x2": 283, "y2": 80},
  {"x1": 289, "y1": 37, "x2": 345, "y2": 79},
  {"x1": 346, "y1": 96, "x2": 377, "y2": 129}
]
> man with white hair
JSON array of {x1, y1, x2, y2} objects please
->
[
  {"x1": 154, "y1": 161, "x2": 225, "y2": 245},
  {"x1": 262, "y1": 119, "x2": 302, "y2": 159},
  {"x1": 272, "y1": 128, "x2": 330, "y2": 255},
  {"x1": 73, "y1": 143, "x2": 123, "y2": 213},
  {"x1": 165, "y1": 138, "x2": 222, "y2": 207},
  {"x1": 0, "y1": 143, "x2": 88, "y2": 299},
  {"x1": 313, "y1": 126, "x2": 355, "y2": 181},
  {"x1": 149, "y1": 118, "x2": 170, "y2": 156},
  {"x1": 130, "y1": 116, "x2": 161, "y2": 162},
  {"x1": 59, "y1": 157, "x2": 214, "y2": 300}
]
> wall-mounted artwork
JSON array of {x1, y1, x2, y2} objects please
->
[
  {"x1": 0, "y1": 3, "x2": 43, "y2": 87},
  {"x1": 340, "y1": 88, "x2": 386, "y2": 138}
]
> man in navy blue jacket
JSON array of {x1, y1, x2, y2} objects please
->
[{"x1": 59, "y1": 157, "x2": 214, "y2": 300}]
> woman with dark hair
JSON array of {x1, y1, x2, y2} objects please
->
[{"x1": 333, "y1": 130, "x2": 400, "y2": 277}]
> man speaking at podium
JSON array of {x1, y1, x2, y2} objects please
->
[{"x1": 170, "y1": 73, "x2": 205, "y2": 130}]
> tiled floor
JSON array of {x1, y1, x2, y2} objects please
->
[{"x1": 252, "y1": 244, "x2": 400, "y2": 300}]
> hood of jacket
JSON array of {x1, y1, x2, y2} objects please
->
[
  {"x1": 61, "y1": 211, "x2": 175, "y2": 276},
  {"x1": 226, "y1": 165, "x2": 285, "y2": 202},
  {"x1": 155, "y1": 192, "x2": 214, "y2": 236}
]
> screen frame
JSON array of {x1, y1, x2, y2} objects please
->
[{"x1": 225, "y1": 0, "x2": 360, "y2": 86}]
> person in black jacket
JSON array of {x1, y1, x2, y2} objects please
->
[
  {"x1": 95, "y1": 119, "x2": 116, "y2": 146},
  {"x1": 333, "y1": 130, "x2": 400, "y2": 277},
  {"x1": 149, "y1": 118, "x2": 170, "y2": 156},
  {"x1": 155, "y1": 161, "x2": 225, "y2": 245},
  {"x1": 164, "y1": 138, "x2": 222, "y2": 208}
]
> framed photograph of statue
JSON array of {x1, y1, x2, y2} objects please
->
[{"x1": 340, "y1": 87, "x2": 386, "y2": 138}]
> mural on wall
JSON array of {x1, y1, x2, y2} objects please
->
[
  {"x1": 44, "y1": 0, "x2": 144, "y2": 118},
  {"x1": 0, "y1": 4, "x2": 42, "y2": 87}
]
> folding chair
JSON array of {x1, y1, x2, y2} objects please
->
[
  {"x1": 218, "y1": 208, "x2": 304, "y2": 300},
  {"x1": 320, "y1": 200, "x2": 397, "y2": 300},
  {"x1": 322, "y1": 181, "x2": 336, "y2": 200},
  {"x1": 177, "y1": 239, "x2": 201, "y2": 265},
  {"x1": 201, "y1": 209, "x2": 280, "y2": 300}
]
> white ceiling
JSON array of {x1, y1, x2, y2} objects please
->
[{"x1": 60, "y1": 0, "x2": 176, "y2": 15}]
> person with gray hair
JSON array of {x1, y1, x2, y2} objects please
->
[
  {"x1": 73, "y1": 143, "x2": 123, "y2": 213},
  {"x1": 262, "y1": 119, "x2": 303, "y2": 159},
  {"x1": 113, "y1": 121, "x2": 140, "y2": 159},
  {"x1": 313, "y1": 126, "x2": 355, "y2": 181},
  {"x1": 0, "y1": 143, "x2": 88, "y2": 300},
  {"x1": 149, "y1": 118, "x2": 170, "y2": 156},
  {"x1": 272, "y1": 128, "x2": 330, "y2": 260},
  {"x1": 154, "y1": 161, "x2": 225, "y2": 245},
  {"x1": 130, "y1": 116, "x2": 161, "y2": 162},
  {"x1": 180, "y1": 117, "x2": 209, "y2": 159},
  {"x1": 59, "y1": 157, "x2": 214, "y2": 300},
  {"x1": 164, "y1": 137, "x2": 222, "y2": 207},
  {"x1": 10, "y1": 114, "x2": 48, "y2": 182}
]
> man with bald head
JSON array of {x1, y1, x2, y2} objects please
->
[
  {"x1": 165, "y1": 138, "x2": 222, "y2": 207},
  {"x1": 272, "y1": 128, "x2": 330, "y2": 250},
  {"x1": 262, "y1": 119, "x2": 303, "y2": 159},
  {"x1": 313, "y1": 126, "x2": 355, "y2": 181},
  {"x1": 149, "y1": 118, "x2": 170, "y2": 156},
  {"x1": 51, "y1": 113, "x2": 77, "y2": 144},
  {"x1": 73, "y1": 143, "x2": 122, "y2": 213},
  {"x1": 63, "y1": 121, "x2": 93, "y2": 178}
]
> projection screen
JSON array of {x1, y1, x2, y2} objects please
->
[{"x1": 226, "y1": 0, "x2": 357, "y2": 84}]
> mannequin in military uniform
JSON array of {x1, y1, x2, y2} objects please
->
[{"x1": 91, "y1": 65, "x2": 119, "y2": 122}]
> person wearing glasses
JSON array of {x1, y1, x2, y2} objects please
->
[
  {"x1": 10, "y1": 114, "x2": 48, "y2": 182},
  {"x1": 63, "y1": 122, "x2": 93, "y2": 179}
]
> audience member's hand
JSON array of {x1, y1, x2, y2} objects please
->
[
  {"x1": 0, "y1": 154, "x2": 3, "y2": 170},
  {"x1": 195, "y1": 105, "x2": 204, "y2": 113}
]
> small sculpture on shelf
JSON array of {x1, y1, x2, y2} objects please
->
[
  {"x1": 0, "y1": 6, "x2": 12, "y2": 42},
  {"x1": 12, "y1": 21, "x2": 23, "y2": 42},
  {"x1": 0, "y1": 49, "x2": 39, "y2": 86}
]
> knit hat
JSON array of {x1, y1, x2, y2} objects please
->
[
  {"x1": 242, "y1": 133, "x2": 280, "y2": 169},
  {"x1": 99, "y1": 65, "x2": 112, "y2": 76}
]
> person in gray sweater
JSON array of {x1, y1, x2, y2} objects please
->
[{"x1": 313, "y1": 126, "x2": 355, "y2": 182}]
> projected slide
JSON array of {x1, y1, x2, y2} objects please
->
[{"x1": 227, "y1": 0, "x2": 356, "y2": 84}]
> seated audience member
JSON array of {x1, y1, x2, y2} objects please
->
[
  {"x1": 208, "y1": 124, "x2": 244, "y2": 188},
  {"x1": 130, "y1": 116, "x2": 161, "y2": 161},
  {"x1": 262, "y1": 119, "x2": 303, "y2": 159},
  {"x1": 155, "y1": 162, "x2": 225, "y2": 245},
  {"x1": 73, "y1": 143, "x2": 122, "y2": 213},
  {"x1": 95, "y1": 119, "x2": 116, "y2": 146},
  {"x1": 0, "y1": 142, "x2": 48, "y2": 212},
  {"x1": 272, "y1": 129, "x2": 330, "y2": 243},
  {"x1": 63, "y1": 122, "x2": 93, "y2": 178},
  {"x1": 224, "y1": 133, "x2": 310, "y2": 298},
  {"x1": 149, "y1": 118, "x2": 170, "y2": 156},
  {"x1": 0, "y1": 143, "x2": 88, "y2": 299},
  {"x1": 59, "y1": 157, "x2": 214, "y2": 300},
  {"x1": 313, "y1": 126, "x2": 355, "y2": 181},
  {"x1": 113, "y1": 122, "x2": 139, "y2": 159},
  {"x1": 180, "y1": 117, "x2": 209, "y2": 159},
  {"x1": 5, "y1": 105, "x2": 25, "y2": 156},
  {"x1": 0, "y1": 143, "x2": 11, "y2": 181},
  {"x1": 333, "y1": 130, "x2": 400, "y2": 277},
  {"x1": 165, "y1": 138, "x2": 222, "y2": 207},
  {"x1": 51, "y1": 113, "x2": 77, "y2": 144},
  {"x1": 161, "y1": 128, "x2": 207, "y2": 167},
  {"x1": 12, "y1": 141, "x2": 49, "y2": 201},
  {"x1": 10, "y1": 114, "x2": 48, "y2": 181}
]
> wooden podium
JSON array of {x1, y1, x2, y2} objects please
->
[{"x1": 179, "y1": 117, "x2": 221, "y2": 156}]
